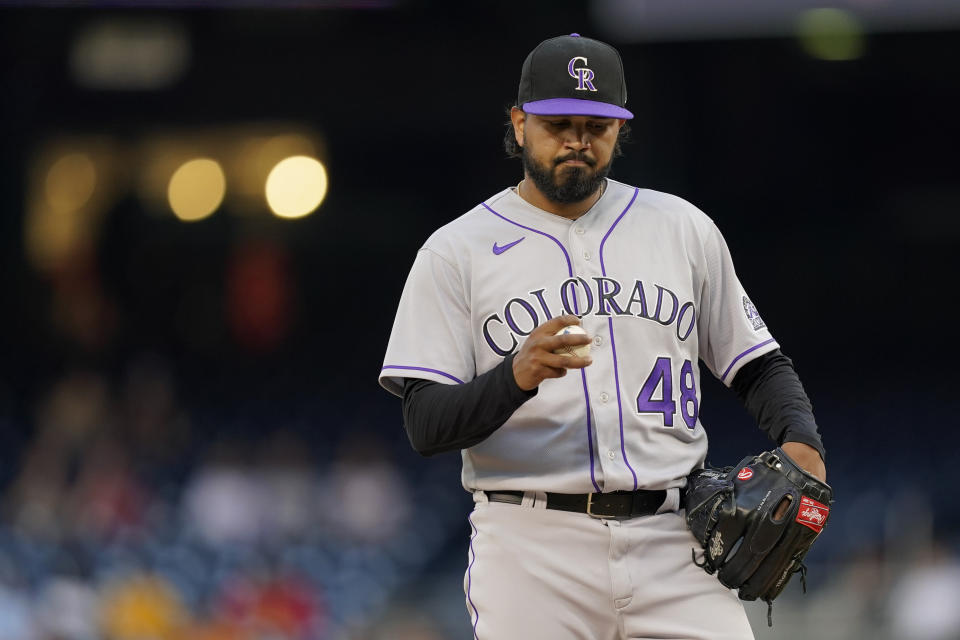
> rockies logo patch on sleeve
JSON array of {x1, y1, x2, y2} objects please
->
[{"x1": 742, "y1": 296, "x2": 766, "y2": 331}]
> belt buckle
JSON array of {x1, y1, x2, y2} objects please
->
[{"x1": 586, "y1": 492, "x2": 616, "y2": 518}]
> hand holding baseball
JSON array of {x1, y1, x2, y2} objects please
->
[{"x1": 512, "y1": 315, "x2": 593, "y2": 391}]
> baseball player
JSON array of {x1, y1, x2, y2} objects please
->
[{"x1": 379, "y1": 34, "x2": 826, "y2": 639}]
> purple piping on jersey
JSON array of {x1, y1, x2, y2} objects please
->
[
  {"x1": 580, "y1": 371, "x2": 601, "y2": 493},
  {"x1": 720, "y1": 339, "x2": 776, "y2": 383},
  {"x1": 597, "y1": 188, "x2": 641, "y2": 491},
  {"x1": 480, "y1": 201, "x2": 580, "y2": 315},
  {"x1": 380, "y1": 365, "x2": 464, "y2": 384},
  {"x1": 467, "y1": 512, "x2": 480, "y2": 639},
  {"x1": 482, "y1": 200, "x2": 598, "y2": 491}
]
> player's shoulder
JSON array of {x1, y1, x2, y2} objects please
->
[
  {"x1": 608, "y1": 180, "x2": 719, "y2": 231},
  {"x1": 611, "y1": 180, "x2": 711, "y2": 220}
]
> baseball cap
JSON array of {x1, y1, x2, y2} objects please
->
[{"x1": 517, "y1": 33, "x2": 633, "y2": 120}]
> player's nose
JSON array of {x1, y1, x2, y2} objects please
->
[
  {"x1": 564, "y1": 130, "x2": 591, "y2": 149},
  {"x1": 558, "y1": 121, "x2": 591, "y2": 148}
]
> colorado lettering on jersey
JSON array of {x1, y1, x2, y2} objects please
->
[{"x1": 482, "y1": 276, "x2": 696, "y2": 356}]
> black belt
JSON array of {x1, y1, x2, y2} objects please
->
[{"x1": 485, "y1": 489, "x2": 667, "y2": 519}]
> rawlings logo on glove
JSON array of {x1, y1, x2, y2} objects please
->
[
  {"x1": 683, "y1": 448, "x2": 834, "y2": 626},
  {"x1": 796, "y1": 496, "x2": 829, "y2": 532}
]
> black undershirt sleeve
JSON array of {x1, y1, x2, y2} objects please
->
[
  {"x1": 401, "y1": 353, "x2": 536, "y2": 456},
  {"x1": 730, "y1": 348, "x2": 826, "y2": 461}
]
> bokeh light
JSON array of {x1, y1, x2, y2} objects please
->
[
  {"x1": 167, "y1": 158, "x2": 226, "y2": 222},
  {"x1": 231, "y1": 133, "x2": 317, "y2": 215},
  {"x1": 797, "y1": 8, "x2": 865, "y2": 61},
  {"x1": 264, "y1": 155, "x2": 328, "y2": 219},
  {"x1": 45, "y1": 152, "x2": 97, "y2": 215}
]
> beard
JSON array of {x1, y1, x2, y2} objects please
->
[{"x1": 521, "y1": 145, "x2": 612, "y2": 205}]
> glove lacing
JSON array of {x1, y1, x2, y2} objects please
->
[{"x1": 765, "y1": 562, "x2": 807, "y2": 627}]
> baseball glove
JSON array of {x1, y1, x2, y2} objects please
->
[{"x1": 683, "y1": 448, "x2": 833, "y2": 625}]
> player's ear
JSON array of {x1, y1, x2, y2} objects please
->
[{"x1": 510, "y1": 106, "x2": 525, "y2": 147}]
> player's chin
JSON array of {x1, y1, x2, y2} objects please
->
[
  {"x1": 555, "y1": 161, "x2": 594, "y2": 172},
  {"x1": 554, "y1": 165, "x2": 592, "y2": 183}
]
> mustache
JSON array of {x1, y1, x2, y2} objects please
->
[{"x1": 554, "y1": 152, "x2": 596, "y2": 167}]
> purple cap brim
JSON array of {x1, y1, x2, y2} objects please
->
[{"x1": 522, "y1": 98, "x2": 633, "y2": 120}]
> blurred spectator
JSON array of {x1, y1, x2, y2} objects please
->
[
  {"x1": 5, "y1": 369, "x2": 113, "y2": 541},
  {"x1": 4, "y1": 436, "x2": 71, "y2": 541},
  {"x1": 34, "y1": 576, "x2": 100, "y2": 640},
  {"x1": 99, "y1": 572, "x2": 190, "y2": 640},
  {"x1": 212, "y1": 571, "x2": 325, "y2": 639},
  {"x1": 887, "y1": 543, "x2": 960, "y2": 640},
  {"x1": 258, "y1": 432, "x2": 317, "y2": 543},
  {"x1": 321, "y1": 433, "x2": 411, "y2": 545},
  {"x1": 67, "y1": 436, "x2": 149, "y2": 541},
  {"x1": 182, "y1": 440, "x2": 266, "y2": 546},
  {"x1": 34, "y1": 369, "x2": 112, "y2": 451}
]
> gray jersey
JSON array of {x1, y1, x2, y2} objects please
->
[{"x1": 380, "y1": 179, "x2": 777, "y2": 493}]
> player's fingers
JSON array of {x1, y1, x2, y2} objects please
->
[
  {"x1": 543, "y1": 332, "x2": 592, "y2": 351},
  {"x1": 541, "y1": 352, "x2": 593, "y2": 370},
  {"x1": 773, "y1": 497, "x2": 791, "y2": 521},
  {"x1": 536, "y1": 314, "x2": 581, "y2": 335}
]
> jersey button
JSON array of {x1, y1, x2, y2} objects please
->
[
  {"x1": 599, "y1": 392, "x2": 610, "y2": 403},
  {"x1": 583, "y1": 251, "x2": 591, "y2": 260},
  {"x1": 607, "y1": 450, "x2": 616, "y2": 460},
  {"x1": 593, "y1": 335, "x2": 603, "y2": 346},
  {"x1": 575, "y1": 226, "x2": 585, "y2": 235}
]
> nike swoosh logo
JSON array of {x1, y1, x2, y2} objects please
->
[{"x1": 493, "y1": 237, "x2": 525, "y2": 255}]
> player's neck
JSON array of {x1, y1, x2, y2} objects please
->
[{"x1": 517, "y1": 177, "x2": 605, "y2": 220}]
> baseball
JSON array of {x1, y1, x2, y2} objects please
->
[{"x1": 553, "y1": 325, "x2": 591, "y2": 358}]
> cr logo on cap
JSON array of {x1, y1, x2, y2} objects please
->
[{"x1": 567, "y1": 57, "x2": 597, "y2": 92}]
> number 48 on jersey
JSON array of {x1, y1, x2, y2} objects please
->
[{"x1": 636, "y1": 357, "x2": 699, "y2": 429}]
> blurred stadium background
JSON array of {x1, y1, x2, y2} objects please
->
[{"x1": 0, "y1": 1, "x2": 958, "y2": 638}]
